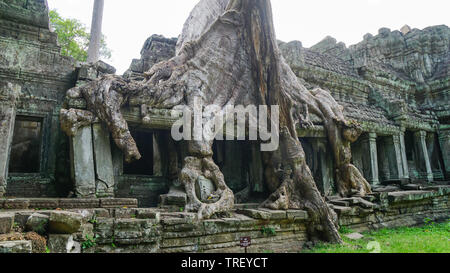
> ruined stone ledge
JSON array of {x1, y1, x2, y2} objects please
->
[
  {"x1": 387, "y1": 190, "x2": 439, "y2": 203},
  {"x1": 0, "y1": 198, "x2": 138, "y2": 210}
]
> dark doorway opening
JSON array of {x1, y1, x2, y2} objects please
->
[
  {"x1": 9, "y1": 116, "x2": 43, "y2": 173},
  {"x1": 123, "y1": 129, "x2": 154, "y2": 176}
]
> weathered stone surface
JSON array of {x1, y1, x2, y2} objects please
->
[
  {"x1": 49, "y1": 211, "x2": 83, "y2": 234},
  {"x1": 14, "y1": 211, "x2": 34, "y2": 228},
  {"x1": 72, "y1": 126, "x2": 96, "y2": 198},
  {"x1": 345, "y1": 232, "x2": 364, "y2": 240},
  {"x1": 48, "y1": 234, "x2": 81, "y2": 253},
  {"x1": 28, "y1": 198, "x2": 59, "y2": 210},
  {"x1": 59, "y1": 199, "x2": 101, "y2": 209},
  {"x1": 0, "y1": 213, "x2": 14, "y2": 234},
  {"x1": 195, "y1": 176, "x2": 216, "y2": 202},
  {"x1": 3, "y1": 199, "x2": 29, "y2": 210},
  {"x1": 93, "y1": 123, "x2": 115, "y2": 197},
  {"x1": 159, "y1": 187, "x2": 187, "y2": 207},
  {"x1": 0, "y1": 240, "x2": 32, "y2": 253},
  {"x1": 237, "y1": 209, "x2": 271, "y2": 220},
  {"x1": 388, "y1": 191, "x2": 436, "y2": 203},
  {"x1": 136, "y1": 209, "x2": 161, "y2": 222},
  {"x1": 25, "y1": 213, "x2": 49, "y2": 235},
  {"x1": 94, "y1": 218, "x2": 115, "y2": 244},
  {"x1": 286, "y1": 210, "x2": 309, "y2": 220},
  {"x1": 100, "y1": 198, "x2": 138, "y2": 208},
  {"x1": 114, "y1": 218, "x2": 160, "y2": 245}
]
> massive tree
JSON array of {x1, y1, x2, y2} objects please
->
[
  {"x1": 62, "y1": 0, "x2": 372, "y2": 243},
  {"x1": 87, "y1": 0, "x2": 105, "y2": 63}
]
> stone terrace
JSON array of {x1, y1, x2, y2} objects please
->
[{"x1": 1, "y1": 185, "x2": 448, "y2": 253}]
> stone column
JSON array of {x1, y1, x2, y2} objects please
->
[
  {"x1": 92, "y1": 123, "x2": 115, "y2": 197},
  {"x1": 361, "y1": 133, "x2": 379, "y2": 186},
  {"x1": 438, "y1": 126, "x2": 450, "y2": 179},
  {"x1": 399, "y1": 131, "x2": 410, "y2": 179},
  {"x1": 414, "y1": 131, "x2": 433, "y2": 182},
  {"x1": 0, "y1": 83, "x2": 20, "y2": 197},
  {"x1": 0, "y1": 105, "x2": 16, "y2": 197},
  {"x1": 314, "y1": 138, "x2": 335, "y2": 195},
  {"x1": 392, "y1": 135, "x2": 405, "y2": 180},
  {"x1": 153, "y1": 134, "x2": 163, "y2": 177},
  {"x1": 71, "y1": 125, "x2": 96, "y2": 198}
]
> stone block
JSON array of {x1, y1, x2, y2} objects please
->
[
  {"x1": 0, "y1": 213, "x2": 14, "y2": 234},
  {"x1": 95, "y1": 60, "x2": 116, "y2": 75},
  {"x1": 49, "y1": 211, "x2": 83, "y2": 234},
  {"x1": 3, "y1": 199, "x2": 29, "y2": 209},
  {"x1": 159, "y1": 187, "x2": 187, "y2": 207},
  {"x1": 100, "y1": 198, "x2": 138, "y2": 208},
  {"x1": 28, "y1": 198, "x2": 59, "y2": 209},
  {"x1": 136, "y1": 209, "x2": 161, "y2": 222},
  {"x1": 203, "y1": 219, "x2": 236, "y2": 235},
  {"x1": 48, "y1": 234, "x2": 81, "y2": 253},
  {"x1": 286, "y1": 210, "x2": 309, "y2": 220},
  {"x1": 345, "y1": 232, "x2": 364, "y2": 240},
  {"x1": 329, "y1": 200, "x2": 350, "y2": 207},
  {"x1": 114, "y1": 219, "x2": 160, "y2": 245},
  {"x1": 25, "y1": 213, "x2": 49, "y2": 235},
  {"x1": 14, "y1": 211, "x2": 34, "y2": 228},
  {"x1": 331, "y1": 205, "x2": 352, "y2": 215},
  {"x1": 237, "y1": 209, "x2": 271, "y2": 220},
  {"x1": 94, "y1": 218, "x2": 115, "y2": 244},
  {"x1": 73, "y1": 223, "x2": 94, "y2": 242},
  {"x1": 78, "y1": 65, "x2": 98, "y2": 81},
  {"x1": 0, "y1": 240, "x2": 32, "y2": 253},
  {"x1": 59, "y1": 199, "x2": 101, "y2": 209},
  {"x1": 114, "y1": 208, "x2": 138, "y2": 219},
  {"x1": 388, "y1": 191, "x2": 435, "y2": 203},
  {"x1": 259, "y1": 209, "x2": 287, "y2": 220},
  {"x1": 195, "y1": 176, "x2": 216, "y2": 202}
]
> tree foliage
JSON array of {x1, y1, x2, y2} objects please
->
[{"x1": 49, "y1": 9, "x2": 111, "y2": 62}]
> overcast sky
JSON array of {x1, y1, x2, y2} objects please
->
[{"x1": 47, "y1": 0, "x2": 450, "y2": 74}]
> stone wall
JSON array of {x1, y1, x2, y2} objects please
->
[{"x1": 0, "y1": 0, "x2": 77, "y2": 198}]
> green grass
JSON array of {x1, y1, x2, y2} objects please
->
[{"x1": 304, "y1": 220, "x2": 450, "y2": 253}]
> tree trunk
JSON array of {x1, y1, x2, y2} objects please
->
[
  {"x1": 87, "y1": 0, "x2": 104, "y2": 63},
  {"x1": 62, "y1": 0, "x2": 375, "y2": 243}
]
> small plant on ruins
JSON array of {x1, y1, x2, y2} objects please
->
[
  {"x1": 81, "y1": 234, "x2": 99, "y2": 250},
  {"x1": 261, "y1": 226, "x2": 277, "y2": 237},
  {"x1": 88, "y1": 215, "x2": 98, "y2": 225}
]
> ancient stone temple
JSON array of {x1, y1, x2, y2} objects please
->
[
  {"x1": 0, "y1": 0, "x2": 449, "y2": 253},
  {"x1": 0, "y1": 0, "x2": 76, "y2": 198}
]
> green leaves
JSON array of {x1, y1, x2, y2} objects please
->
[{"x1": 49, "y1": 10, "x2": 111, "y2": 62}]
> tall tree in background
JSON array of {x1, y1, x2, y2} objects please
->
[
  {"x1": 87, "y1": 0, "x2": 105, "y2": 63},
  {"x1": 49, "y1": 9, "x2": 111, "y2": 63}
]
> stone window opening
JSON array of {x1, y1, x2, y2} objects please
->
[{"x1": 8, "y1": 116, "x2": 43, "y2": 174}]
